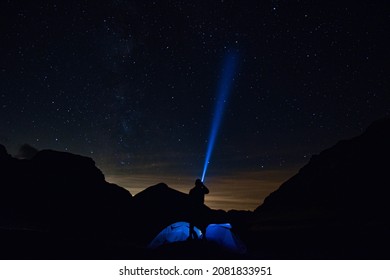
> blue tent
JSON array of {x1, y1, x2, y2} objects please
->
[
  {"x1": 148, "y1": 221, "x2": 202, "y2": 249},
  {"x1": 148, "y1": 222, "x2": 246, "y2": 254},
  {"x1": 205, "y1": 223, "x2": 247, "y2": 254}
]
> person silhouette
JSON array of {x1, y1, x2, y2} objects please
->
[
  {"x1": 189, "y1": 179, "x2": 209, "y2": 204},
  {"x1": 188, "y1": 179, "x2": 209, "y2": 240}
]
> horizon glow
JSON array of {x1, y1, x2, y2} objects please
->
[{"x1": 201, "y1": 52, "x2": 238, "y2": 182}]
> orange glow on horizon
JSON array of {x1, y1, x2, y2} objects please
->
[{"x1": 105, "y1": 168, "x2": 298, "y2": 211}]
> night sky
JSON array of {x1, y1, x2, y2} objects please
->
[{"x1": 1, "y1": 1, "x2": 389, "y2": 210}]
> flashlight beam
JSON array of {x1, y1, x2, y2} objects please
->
[{"x1": 201, "y1": 52, "x2": 238, "y2": 182}]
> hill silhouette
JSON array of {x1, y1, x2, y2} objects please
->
[
  {"x1": 248, "y1": 118, "x2": 390, "y2": 259},
  {"x1": 0, "y1": 147, "x2": 132, "y2": 237},
  {"x1": 255, "y1": 118, "x2": 390, "y2": 223}
]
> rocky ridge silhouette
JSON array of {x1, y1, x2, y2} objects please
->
[{"x1": 255, "y1": 118, "x2": 390, "y2": 224}]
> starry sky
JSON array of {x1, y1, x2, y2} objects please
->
[{"x1": 1, "y1": 1, "x2": 389, "y2": 210}]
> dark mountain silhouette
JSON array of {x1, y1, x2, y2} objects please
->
[
  {"x1": 0, "y1": 147, "x2": 132, "y2": 236},
  {"x1": 255, "y1": 118, "x2": 390, "y2": 223},
  {"x1": 0, "y1": 146, "x2": 140, "y2": 258},
  {"x1": 247, "y1": 118, "x2": 390, "y2": 259}
]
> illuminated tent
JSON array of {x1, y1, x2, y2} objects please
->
[
  {"x1": 148, "y1": 221, "x2": 202, "y2": 249},
  {"x1": 148, "y1": 222, "x2": 246, "y2": 254},
  {"x1": 205, "y1": 223, "x2": 247, "y2": 254}
]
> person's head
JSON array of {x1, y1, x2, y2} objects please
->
[{"x1": 195, "y1": 179, "x2": 203, "y2": 187}]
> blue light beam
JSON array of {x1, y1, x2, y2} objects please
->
[{"x1": 201, "y1": 52, "x2": 238, "y2": 182}]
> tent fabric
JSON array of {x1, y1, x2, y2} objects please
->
[
  {"x1": 205, "y1": 223, "x2": 247, "y2": 254},
  {"x1": 148, "y1": 221, "x2": 202, "y2": 249},
  {"x1": 148, "y1": 222, "x2": 247, "y2": 254}
]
